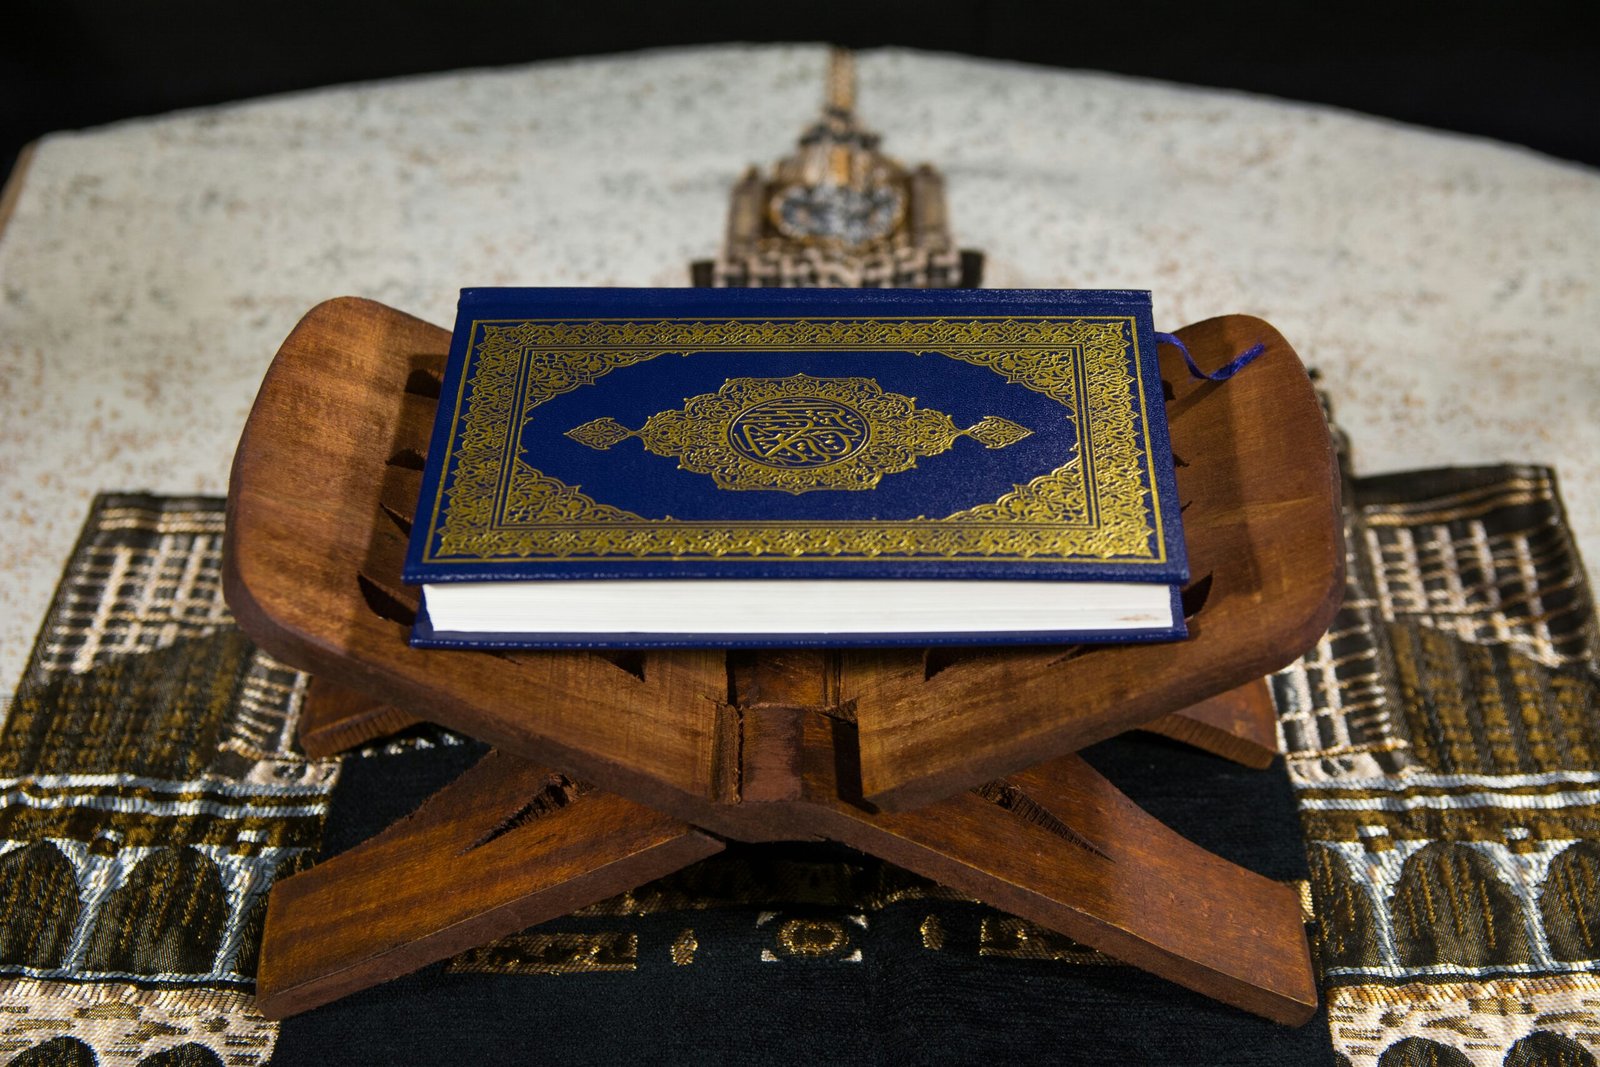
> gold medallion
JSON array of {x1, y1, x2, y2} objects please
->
[{"x1": 567, "y1": 374, "x2": 1030, "y2": 493}]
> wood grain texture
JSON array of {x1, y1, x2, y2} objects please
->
[
  {"x1": 846, "y1": 316, "x2": 1343, "y2": 808},
  {"x1": 231, "y1": 300, "x2": 1328, "y2": 1025},
  {"x1": 1142, "y1": 677, "x2": 1281, "y2": 769},
  {"x1": 297, "y1": 676, "x2": 423, "y2": 758},
  {"x1": 261, "y1": 705, "x2": 1315, "y2": 1024},
  {"x1": 224, "y1": 298, "x2": 730, "y2": 814},
  {"x1": 255, "y1": 749, "x2": 721, "y2": 1019},
  {"x1": 294, "y1": 663, "x2": 1280, "y2": 771},
  {"x1": 703, "y1": 667, "x2": 1316, "y2": 1023},
  {"x1": 225, "y1": 300, "x2": 1341, "y2": 814},
  {"x1": 823, "y1": 752, "x2": 1319, "y2": 1025}
]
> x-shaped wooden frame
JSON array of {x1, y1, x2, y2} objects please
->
[{"x1": 224, "y1": 300, "x2": 1342, "y2": 1025}]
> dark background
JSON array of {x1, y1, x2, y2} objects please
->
[{"x1": 3, "y1": 0, "x2": 1597, "y2": 189}]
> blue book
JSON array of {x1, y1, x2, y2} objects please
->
[{"x1": 404, "y1": 288, "x2": 1187, "y2": 648}]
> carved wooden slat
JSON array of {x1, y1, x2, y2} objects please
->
[
  {"x1": 265, "y1": 709, "x2": 1317, "y2": 1026},
  {"x1": 298, "y1": 677, "x2": 424, "y2": 758},
  {"x1": 227, "y1": 300, "x2": 1339, "y2": 813},
  {"x1": 845, "y1": 316, "x2": 1342, "y2": 808},
  {"x1": 815, "y1": 753, "x2": 1318, "y2": 1025},
  {"x1": 1143, "y1": 677, "x2": 1280, "y2": 769},
  {"x1": 228, "y1": 300, "x2": 1338, "y2": 1026},
  {"x1": 710, "y1": 660, "x2": 1314, "y2": 1022},
  {"x1": 225, "y1": 299, "x2": 730, "y2": 812},
  {"x1": 296, "y1": 669, "x2": 1280, "y2": 775},
  {"x1": 255, "y1": 749, "x2": 722, "y2": 1019}
]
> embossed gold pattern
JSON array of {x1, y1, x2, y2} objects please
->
[
  {"x1": 775, "y1": 918, "x2": 854, "y2": 959},
  {"x1": 428, "y1": 316, "x2": 1165, "y2": 563},
  {"x1": 919, "y1": 914, "x2": 946, "y2": 950},
  {"x1": 567, "y1": 374, "x2": 1030, "y2": 493},
  {"x1": 979, "y1": 916, "x2": 1114, "y2": 963},
  {"x1": 444, "y1": 931, "x2": 639, "y2": 975}
]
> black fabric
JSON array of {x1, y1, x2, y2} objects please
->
[
  {"x1": 5, "y1": 1, "x2": 1597, "y2": 189},
  {"x1": 272, "y1": 732, "x2": 1334, "y2": 1065}
]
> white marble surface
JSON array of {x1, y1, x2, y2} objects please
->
[{"x1": 2, "y1": 44, "x2": 1598, "y2": 707}]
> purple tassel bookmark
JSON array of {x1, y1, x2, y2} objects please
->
[{"x1": 1155, "y1": 332, "x2": 1267, "y2": 382}]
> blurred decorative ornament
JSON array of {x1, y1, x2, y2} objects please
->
[{"x1": 693, "y1": 49, "x2": 982, "y2": 288}]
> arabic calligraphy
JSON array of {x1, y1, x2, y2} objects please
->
[{"x1": 729, "y1": 398, "x2": 869, "y2": 468}]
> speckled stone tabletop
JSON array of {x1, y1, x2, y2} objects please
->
[{"x1": 1, "y1": 44, "x2": 1597, "y2": 707}]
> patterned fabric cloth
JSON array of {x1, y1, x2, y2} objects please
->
[
  {"x1": 1276, "y1": 461, "x2": 1600, "y2": 1064},
  {"x1": 0, "y1": 452, "x2": 1595, "y2": 1062},
  {"x1": 0, "y1": 498, "x2": 334, "y2": 1066}
]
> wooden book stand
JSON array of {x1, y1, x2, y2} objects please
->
[{"x1": 224, "y1": 300, "x2": 1343, "y2": 1025}]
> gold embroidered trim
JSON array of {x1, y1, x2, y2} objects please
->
[
  {"x1": 978, "y1": 916, "x2": 1115, "y2": 963},
  {"x1": 919, "y1": 914, "x2": 946, "y2": 950},
  {"x1": 444, "y1": 932, "x2": 639, "y2": 975},
  {"x1": 670, "y1": 929, "x2": 698, "y2": 966}
]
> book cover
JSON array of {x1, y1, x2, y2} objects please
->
[{"x1": 404, "y1": 287, "x2": 1187, "y2": 647}]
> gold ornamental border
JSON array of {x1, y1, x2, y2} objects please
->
[{"x1": 424, "y1": 316, "x2": 1168, "y2": 564}]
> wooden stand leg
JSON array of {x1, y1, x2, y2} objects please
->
[
  {"x1": 259, "y1": 744, "x2": 1315, "y2": 1025},
  {"x1": 256, "y1": 750, "x2": 723, "y2": 1019},
  {"x1": 1142, "y1": 677, "x2": 1280, "y2": 769},
  {"x1": 824, "y1": 752, "x2": 1318, "y2": 1026},
  {"x1": 298, "y1": 676, "x2": 424, "y2": 758},
  {"x1": 270, "y1": 668, "x2": 1310, "y2": 1024},
  {"x1": 232, "y1": 303, "x2": 1335, "y2": 1027}
]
